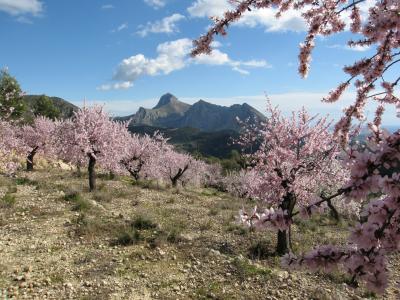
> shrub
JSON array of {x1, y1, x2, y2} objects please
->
[
  {"x1": 248, "y1": 239, "x2": 274, "y2": 260},
  {"x1": 131, "y1": 215, "x2": 157, "y2": 230},
  {"x1": 92, "y1": 191, "x2": 111, "y2": 203},
  {"x1": 232, "y1": 258, "x2": 271, "y2": 280},
  {"x1": 15, "y1": 177, "x2": 38, "y2": 186},
  {"x1": 71, "y1": 197, "x2": 91, "y2": 212},
  {"x1": 63, "y1": 190, "x2": 91, "y2": 211},
  {"x1": 115, "y1": 229, "x2": 142, "y2": 246},
  {"x1": 0, "y1": 193, "x2": 16, "y2": 208},
  {"x1": 63, "y1": 190, "x2": 81, "y2": 202}
]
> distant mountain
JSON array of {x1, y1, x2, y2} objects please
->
[
  {"x1": 118, "y1": 93, "x2": 190, "y2": 127},
  {"x1": 23, "y1": 95, "x2": 78, "y2": 119},
  {"x1": 117, "y1": 93, "x2": 265, "y2": 132}
]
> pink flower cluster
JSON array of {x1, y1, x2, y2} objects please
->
[{"x1": 239, "y1": 206, "x2": 291, "y2": 231}]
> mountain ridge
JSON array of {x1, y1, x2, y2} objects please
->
[{"x1": 118, "y1": 93, "x2": 265, "y2": 132}]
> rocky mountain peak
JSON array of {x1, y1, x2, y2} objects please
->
[{"x1": 153, "y1": 93, "x2": 178, "y2": 109}]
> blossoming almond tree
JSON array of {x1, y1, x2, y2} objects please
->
[
  {"x1": 59, "y1": 105, "x2": 131, "y2": 191},
  {"x1": 120, "y1": 132, "x2": 169, "y2": 181},
  {"x1": 156, "y1": 149, "x2": 195, "y2": 187},
  {"x1": 238, "y1": 103, "x2": 346, "y2": 254},
  {"x1": 18, "y1": 116, "x2": 56, "y2": 171},
  {"x1": 192, "y1": 0, "x2": 400, "y2": 293}
]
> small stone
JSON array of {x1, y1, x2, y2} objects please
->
[
  {"x1": 64, "y1": 282, "x2": 73, "y2": 289},
  {"x1": 83, "y1": 281, "x2": 91, "y2": 287},
  {"x1": 23, "y1": 266, "x2": 32, "y2": 273},
  {"x1": 172, "y1": 285, "x2": 180, "y2": 292}
]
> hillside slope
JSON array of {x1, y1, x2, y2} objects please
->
[
  {"x1": 129, "y1": 125, "x2": 241, "y2": 158},
  {"x1": 1, "y1": 169, "x2": 399, "y2": 299},
  {"x1": 23, "y1": 95, "x2": 78, "y2": 119}
]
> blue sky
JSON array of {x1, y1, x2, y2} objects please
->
[{"x1": 0, "y1": 0, "x2": 398, "y2": 125}]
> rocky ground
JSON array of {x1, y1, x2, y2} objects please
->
[{"x1": 0, "y1": 168, "x2": 399, "y2": 300}]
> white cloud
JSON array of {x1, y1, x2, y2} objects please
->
[
  {"x1": 327, "y1": 44, "x2": 371, "y2": 52},
  {"x1": 231, "y1": 67, "x2": 250, "y2": 75},
  {"x1": 144, "y1": 0, "x2": 166, "y2": 9},
  {"x1": 187, "y1": 0, "x2": 306, "y2": 32},
  {"x1": 101, "y1": 4, "x2": 114, "y2": 9},
  {"x1": 187, "y1": 0, "x2": 376, "y2": 33},
  {"x1": 194, "y1": 49, "x2": 270, "y2": 71},
  {"x1": 111, "y1": 23, "x2": 128, "y2": 33},
  {"x1": 236, "y1": 9, "x2": 306, "y2": 32},
  {"x1": 0, "y1": 0, "x2": 43, "y2": 16},
  {"x1": 187, "y1": 0, "x2": 229, "y2": 18},
  {"x1": 346, "y1": 45, "x2": 371, "y2": 52},
  {"x1": 16, "y1": 15, "x2": 33, "y2": 23},
  {"x1": 193, "y1": 49, "x2": 230, "y2": 66},
  {"x1": 240, "y1": 60, "x2": 270, "y2": 68},
  {"x1": 113, "y1": 39, "x2": 193, "y2": 83},
  {"x1": 97, "y1": 81, "x2": 134, "y2": 91},
  {"x1": 137, "y1": 14, "x2": 185, "y2": 37},
  {"x1": 99, "y1": 38, "x2": 269, "y2": 90}
]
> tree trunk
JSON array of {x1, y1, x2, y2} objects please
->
[
  {"x1": 327, "y1": 199, "x2": 340, "y2": 222},
  {"x1": 126, "y1": 168, "x2": 140, "y2": 181},
  {"x1": 88, "y1": 155, "x2": 96, "y2": 192},
  {"x1": 76, "y1": 163, "x2": 82, "y2": 177},
  {"x1": 170, "y1": 165, "x2": 189, "y2": 188},
  {"x1": 276, "y1": 230, "x2": 289, "y2": 255},
  {"x1": 26, "y1": 155, "x2": 34, "y2": 171},
  {"x1": 26, "y1": 147, "x2": 38, "y2": 171},
  {"x1": 276, "y1": 188, "x2": 296, "y2": 255}
]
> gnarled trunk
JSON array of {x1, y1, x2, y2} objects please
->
[
  {"x1": 122, "y1": 159, "x2": 142, "y2": 181},
  {"x1": 170, "y1": 165, "x2": 189, "y2": 187},
  {"x1": 88, "y1": 155, "x2": 96, "y2": 192},
  {"x1": 26, "y1": 146, "x2": 39, "y2": 171},
  {"x1": 276, "y1": 230, "x2": 288, "y2": 255},
  {"x1": 327, "y1": 199, "x2": 340, "y2": 222},
  {"x1": 276, "y1": 191, "x2": 296, "y2": 255}
]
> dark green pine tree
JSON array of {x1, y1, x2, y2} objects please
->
[
  {"x1": 32, "y1": 95, "x2": 61, "y2": 120},
  {"x1": 0, "y1": 69, "x2": 26, "y2": 120}
]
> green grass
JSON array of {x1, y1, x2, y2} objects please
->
[
  {"x1": 232, "y1": 258, "x2": 271, "y2": 280},
  {"x1": 63, "y1": 190, "x2": 82, "y2": 202},
  {"x1": 248, "y1": 239, "x2": 274, "y2": 260},
  {"x1": 92, "y1": 191, "x2": 111, "y2": 203},
  {"x1": 14, "y1": 177, "x2": 38, "y2": 187},
  {"x1": 72, "y1": 198, "x2": 91, "y2": 212},
  {"x1": 131, "y1": 215, "x2": 158, "y2": 230},
  {"x1": 115, "y1": 229, "x2": 142, "y2": 246},
  {"x1": 0, "y1": 193, "x2": 16, "y2": 208},
  {"x1": 63, "y1": 190, "x2": 91, "y2": 211}
]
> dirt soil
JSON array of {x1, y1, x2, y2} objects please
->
[{"x1": 0, "y1": 169, "x2": 399, "y2": 299}]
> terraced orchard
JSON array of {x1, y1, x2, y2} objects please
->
[{"x1": 0, "y1": 168, "x2": 398, "y2": 300}]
